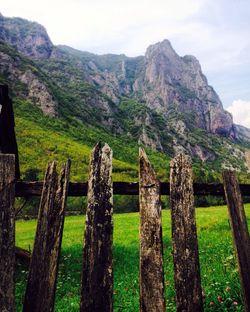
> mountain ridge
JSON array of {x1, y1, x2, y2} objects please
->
[{"x1": 0, "y1": 13, "x2": 249, "y2": 178}]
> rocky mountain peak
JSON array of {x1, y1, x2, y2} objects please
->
[
  {"x1": 0, "y1": 14, "x2": 53, "y2": 59},
  {"x1": 133, "y1": 39, "x2": 234, "y2": 137},
  {"x1": 145, "y1": 39, "x2": 178, "y2": 60},
  {"x1": 143, "y1": 39, "x2": 207, "y2": 91}
]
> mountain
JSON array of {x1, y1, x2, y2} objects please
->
[
  {"x1": 0, "y1": 13, "x2": 250, "y2": 183},
  {"x1": 0, "y1": 13, "x2": 53, "y2": 59},
  {"x1": 135, "y1": 40, "x2": 234, "y2": 136}
]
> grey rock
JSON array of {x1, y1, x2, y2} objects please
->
[
  {"x1": 0, "y1": 50, "x2": 57, "y2": 116},
  {"x1": 19, "y1": 70, "x2": 57, "y2": 116},
  {"x1": 0, "y1": 15, "x2": 53, "y2": 59},
  {"x1": 234, "y1": 124, "x2": 250, "y2": 143},
  {"x1": 132, "y1": 39, "x2": 234, "y2": 137}
]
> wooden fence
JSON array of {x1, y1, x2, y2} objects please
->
[
  {"x1": 1, "y1": 148, "x2": 250, "y2": 312},
  {"x1": 1, "y1": 84, "x2": 250, "y2": 311}
]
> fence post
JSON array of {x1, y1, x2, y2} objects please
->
[
  {"x1": 223, "y1": 170, "x2": 250, "y2": 312},
  {"x1": 0, "y1": 154, "x2": 15, "y2": 312},
  {"x1": 139, "y1": 148, "x2": 165, "y2": 312},
  {"x1": 80, "y1": 143, "x2": 113, "y2": 312},
  {"x1": 0, "y1": 85, "x2": 20, "y2": 179},
  {"x1": 170, "y1": 154, "x2": 203, "y2": 312},
  {"x1": 23, "y1": 160, "x2": 71, "y2": 312}
]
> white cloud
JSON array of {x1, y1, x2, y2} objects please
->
[
  {"x1": 0, "y1": 0, "x2": 204, "y2": 53},
  {"x1": 227, "y1": 100, "x2": 250, "y2": 128}
]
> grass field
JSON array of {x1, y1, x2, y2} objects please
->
[{"x1": 16, "y1": 204, "x2": 250, "y2": 311}]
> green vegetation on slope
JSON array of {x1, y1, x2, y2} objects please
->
[
  {"x1": 16, "y1": 204, "x2": 250, "y2": 311},
  {"x1": 14, "y1": 97, "x2": 171, "y2": 182}
]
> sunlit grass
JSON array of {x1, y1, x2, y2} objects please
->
[{"x1": 16, "y1": 204, "x2": 250, "y2": 311}]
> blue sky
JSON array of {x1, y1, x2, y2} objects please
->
[{"x1": 1, "y1": 0, "x2": 250, "y2": 127}]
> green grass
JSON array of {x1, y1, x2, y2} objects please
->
[{"x1": 15, "y1": 204, "x2": 250, "y2": 311}]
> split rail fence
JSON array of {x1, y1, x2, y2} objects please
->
[{"x1": 1, "y1": 85, "x2": 250, "y2": 312}]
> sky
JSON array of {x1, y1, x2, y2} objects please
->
[{"x1": 1, "y1": 0, "x2": 250, "y2": 127}]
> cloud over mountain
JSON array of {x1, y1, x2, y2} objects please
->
[{"x1": 227, "y1": 100, "x2": 250, "y2": 128}]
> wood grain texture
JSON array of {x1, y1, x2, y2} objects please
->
[
  {"x1": 80, "y1": 143, "x2": 113, "y2": 312},
  {"x1": 0, "y1": 154, "x2": 15, "y2": 312},
  {"x1": 0, "y1": 85, "x2": 20, "y2": 179},
  {"x1": 23, "y1": 160, "x2": 71, "y2": 312},
  {"x1": 170, "y1": 154, "x2": 203, "y2": 312},
  {"x1": 139, "y1": 148, "x2": 165, "y2": 312},
  {"x1": 223, "y1": 170, "x2": 250, "y2": 312}
]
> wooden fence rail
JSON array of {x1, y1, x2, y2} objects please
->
[
  {"x1": 1, "y1": 148, "x2": 250, "y2": 312},
  {"x1": 14, "y1": 180, "x2": 250, "y2": 197}
]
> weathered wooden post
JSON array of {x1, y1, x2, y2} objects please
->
[
  {"x1": 23, "y1": 160, "x2": 71, "y2": 312},
  {"x1": 0, "y1": 85, "x2": 20, "y2": 179},
  {"x1": 139, "y1": 148, "x2": 165, "y2": 312},
  {"x1": 80, "y1": 143, "x2": 113, "y2": 312},
  {"x1": 223, "y1": 170, "x2": 250, "y2": 312},
  {"x1": 0, "y1": 154, "x2": 15, "y2": 312},
  {"x1": 170, "y1": 154, "x2": 203, "y2": 312}
]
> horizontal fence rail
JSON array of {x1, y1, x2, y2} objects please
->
[{"x1": 15, "y1": 180, "x2": 250, "y2": 197}]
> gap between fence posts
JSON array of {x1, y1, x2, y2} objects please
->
[
  {"x1": 80, "y1": 143, "x2": 113, "y2": 312},
  {"x1": 23, "y1": 160, "x2": 71, "y2": 312},
  {"x1": 139, "y1": 148, "x2": 165, "y2": 312},
  {"x1": 223, "y1": 170, "x2": 250, "y2": 312},
  {"x1": 170, "y1": 153, "x2": 203, "y2": 312},
  {"x1": 0, "y1": 154, "x2": 15, "y2": 312}
]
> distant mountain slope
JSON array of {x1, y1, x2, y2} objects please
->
[
  {"x1": 0, "y1": 13, "x2": 53, "y2": 59},
  {"x1": 0, "y1": 13, "x2": 249, "y2": 182},
  {"x1": 13, "y1": 97, "x2": 171, "y2": 183}
]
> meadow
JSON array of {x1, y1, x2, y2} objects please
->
[{"x1": 16, "y1": 204, "x2": 250, "y2": 311}]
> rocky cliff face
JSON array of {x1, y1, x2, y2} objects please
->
[
  {"x1": 0, "y1": 42, "x2": 57, "y2": 116},
  {"x1": 58, "y1": 40, "x2": 235, "y2": 139},
  {"x1": 19, "y1": 70, "x2": 57, "y2": 116},
  {"x1": 133, "y1": 40, "x2": 234, "y2": 137},
  {"x1": 0, "y1": 14, "x2": 53, "y2": 59},
  {"x1": 234, "y1": 124, "x2": 250, "y2": 143}
]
